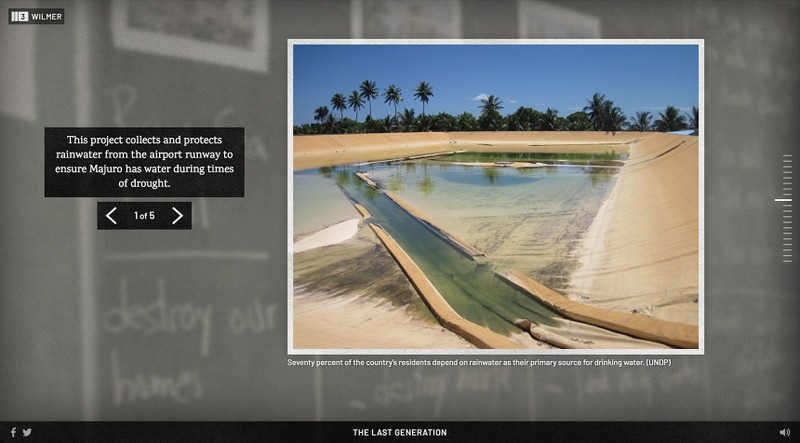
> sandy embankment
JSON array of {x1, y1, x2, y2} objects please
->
[
  {"x1": 293, "y1": 219, "x2": 360, "y2": 253},
  {"x1": 293, "y1": 131, "x2": 699, "y2": 348},
  {"x1": 568, "y1": 133, "x2": 699, "y2": 325},
  {"x1": 293, "y1": 205, "x2": 475, "y2": 349},
  {"x1": 293, "y1": 131, "x2": 644, "y2": 170},
  {"x1": 294, "y1": 289, "x2": 473, "y2": 349},
  {"x1": 504, "y1": 270, "x2": 697, "y2": 348}
]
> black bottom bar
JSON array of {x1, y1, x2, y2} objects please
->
[{"x1": 1, "y1": 422, "x2": 796, "y2": 442}]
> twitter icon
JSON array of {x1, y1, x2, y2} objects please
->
[{"x1": 22, "y1": 428, "x2": 31, "y2": 437}]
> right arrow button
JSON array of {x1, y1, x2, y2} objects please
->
[{"x1": 172, "y1": 206, "x2": 184, "y2": 225}]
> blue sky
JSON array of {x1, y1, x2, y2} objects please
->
[{"x1": 292, "y1": 44, "x2": 699, "y2": 125}]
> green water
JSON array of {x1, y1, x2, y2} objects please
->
[
  {"x1": 295, "y1": 158, "x2": 619, "y2": 337},
  {"x1": 338, "y1": 165, "x2": 558, "y2": 334}
]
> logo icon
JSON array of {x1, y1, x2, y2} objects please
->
[
  {"x1": 10, "y1": 427, "x2": 16, "y2": 438},
  {"x1": 22, "y1": 429, "x2": 32, "y2": 437},
  {"x1": 8, "y1": 8, "x2": 64, "y2": 24},
  {"x1": 10, "y1": 10, "x2": 29, "y2": 22}
]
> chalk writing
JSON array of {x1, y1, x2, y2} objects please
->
[
  {"x1": 454, "y1": 367, "x2": 511, "y2": 394},
  {"x1": 111, "y1": 348, "x2": 203, "y2": 405},
  {"x1": 103, "y1": 277, "x2": 213, "y2": 357},
  {"x1": 373, "y1": 370, "x2": 448, "y2": 416},
  {"x1": 229, "y1": 296, "x2": 277, "y2": 335}
]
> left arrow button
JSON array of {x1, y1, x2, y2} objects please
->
[{"x1": 106, "y1": 206, "x2": 118, "y2": 225}]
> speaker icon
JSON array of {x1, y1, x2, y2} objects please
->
[{"x1": 779, "y1": 428, "x2": 790, "y2": 437}]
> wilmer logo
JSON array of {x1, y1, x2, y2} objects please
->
[
  {"x1": 9, "y1": 8, "x2": 65, "y2": 24},
  {"x1": 10, "y1": 10, "x2": 28, "y2": 22}
]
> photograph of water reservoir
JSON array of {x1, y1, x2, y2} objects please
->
[{"x1": 290, "y1": 42, "x2": 701, "y2": 352}]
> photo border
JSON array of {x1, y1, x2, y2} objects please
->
[{"x1": 288, "y1": 39, "x2": 704, "y2": 356}]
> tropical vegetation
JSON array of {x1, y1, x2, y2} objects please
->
[
  {"x1": 358, "y1": 80, "x2": 378, "y2": 119},
  {"x1": 347, "y1": 91, "x2": 364, "y2": 122},
  {"x1": 295, "y1": 83, "x2": 698, "y2": 136},
  {"x1": 383, "y1": 84, "x2": 402, "y2": 121},
  {"x1": 330, "y1": 93, "x2": 347, "y2": 119},
  {"x1": 413, "y1": 81, "x2": 434, "y2": 116},
  {"x1": 653, "y1": 105, "x2": 689, "y2": 132}
]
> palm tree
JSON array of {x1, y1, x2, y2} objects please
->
[
  {"x1": 413, "y1": 81, "x2": 434, "y2": 116},
  {"x1": 313, "y1": 106, "x2": 329, "y2": 124},
  {"x1": 583, "y1": 92, "x2": 607, "y2": 130},
  {"x1": 686, "y1": 106, "x2": 699, "y2": 131},
  {"x1": 323, "y1": 114, "x2": 336, "y2": 133},
  {"x1": 654, "y1": 105, "x2": 688, "y2": 132},
  {"x1": 478, "y1": 109, "x2": 503, "y2": 131},
  {"x1": 628, "y1": 111, "x2": 653, "y2": 131},
  {"x1": 479, "y1": 95, "x2": 503, "y2": 115},
  {"x1": 383, "y1": 84, "x2": 402, "y2": 121},
  {"x1": 601, "y1": 101, "x2": 626, "y2": 132},
  {"x1": 566, "y1": 111, "x2": 592, "y2": 131},
  {"x1": 417, "y1": 114, "x2": 431, "y2": 132},
  {"x1": 359, "y1": 80, "x2": 378, "y2": 119},
  {"x1": 401, "y1": 108, "x2": 416, "y2": 132},
  {"x1": 347, "y1": 90, "x2": 364, "y2": 121},
  {"x1": 511, "y1": 106, "x2": 539, "y2": 130},
  {"x1": 505, "y1": 114, "x2": 523, "y2": 131},
  {"x1": 541, "y1": 108, "x2": 560, "y2": 131},
  {"x1": 330, "y1": 93, "x2": 347, "y2": 119},
  {"x1": 382, "y1": 115, "x2": 395, "y2": 132},
  {"x1": 457, "y1": 112, "x2": 477, "y2": 131}
]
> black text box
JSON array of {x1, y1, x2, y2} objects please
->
[{"x1": 45, "y1": 127, "x2": 244, "y2": 197}]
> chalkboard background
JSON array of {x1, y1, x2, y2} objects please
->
[{"x1": 0, "y1": 0, "x2": 798, "y2": 422}]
